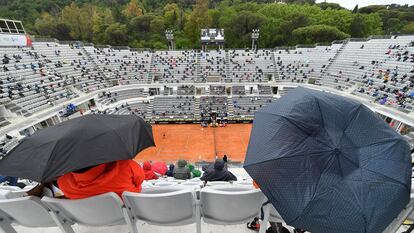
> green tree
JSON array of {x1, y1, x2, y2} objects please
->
[
  {"x1": 352, "y1": 5, "x2": 359, "y2": 14},
  {"x1": 163, "y1": 3, "x2": 180, "y2": 28},
  {"x1": 104, "y1": 23, "x2": 128, "y2": 45},
  {"x1": 292, "y1": 24, "x2": 349, "y2": 44},
  {"x1": 350, "y1": 14, "x2": 365, "y2": 37},
  {"x1": 92, "y1": 8, "x2": 115, "y2": 44},
  {"x1": 123, "y1": 0, "x2": 144, "y2": 18},
  {"x1": 61, "y1": 3, "x2": 94, "y2": 41},
  {"x1": 183, "y1": 0, "x2": 211, "y2": 47},
  {"x1": 402, "y1": 22, "x2": 414, "y2": 34},
  {"x1": 224, "y1": 11, "x2": 266, "y2": 48},
  {"x1": 34, "y1": 13, "x2": 57, "y2": 38}
]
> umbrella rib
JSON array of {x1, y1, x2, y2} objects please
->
[
  {"x1": 336, "y1": 104, "x2": 363, "y2": 147},
  {"x1": 94, "y1": 116, "x2": 132, "y2": 157},
  {"x1": 257, "y1": 111, "x2": 334, "y2": 149},
  {"x1": 360, "y1": 165, "x2": 411, "y2": 190}
]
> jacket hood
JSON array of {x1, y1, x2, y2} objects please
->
[
  {"x1": 214, "y1": 159, "x2": 225, "y2": 171},
  {"x1": 187, "y1": 164, "x2": 195, "y2": 171},
  {"x1": 143, "y1": 161, "x2": 152, "y2": 171},
  {"x1": 169, "y1": 164, "x2": 175, "y2": 170},
  {"x1": 177, "y1": 160, "x2": 187, "y2": 168}
]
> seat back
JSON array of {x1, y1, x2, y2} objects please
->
[
  {"x1": 200, "y1": 186, "x2": 264, "y2": 225},
  {"x1": 153, "y1": 181, "x2": 177, "y2": 187},
  {"x1": 42, "y1": 192, "x2": 125, "y2": 226},
  {"x1": 205, "y1": 181, "x2": 231, "y2": 186},
  {"x1": 123, "y1": 186, "x2": 197, "y2": 226},
  {"x1": 0, "y1": 196, "x2": 57, "y2": 227}
]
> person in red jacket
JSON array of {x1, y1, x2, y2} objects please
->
[
  {"x1": 57, "y1": 160, "x2": 145, "y2": 199},
  {"x1": 143, "y1": 161, "x2": 158, "y2": 180}
]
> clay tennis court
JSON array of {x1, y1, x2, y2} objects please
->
[{"x1": 136, "y1": 124, "x2": 252, "y2": 163}]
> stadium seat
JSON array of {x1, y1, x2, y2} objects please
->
[
  {"x1": 205, "y1": 181, "x2": 231, "y2": 186},
  {"x1": 0, "y1": 196, "x2": 74, "y2": 233},
  {"x1": 152, "y1": 181, "x2": 178, "y2": 187},
  {"x1": 42, "y1": 192, "x2": 137, "y2": 233},
  {"x1": 181, "y1": 181, "x2": 204, "y2": 188},
  {"x1": 123, "y1": 186, "x2": 201, "y2": 233},
  {"x1": 200, "y1": 185, "x2": 265, "y2": 228}
]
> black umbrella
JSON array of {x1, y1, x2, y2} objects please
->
[
  {"x1": 244, "y1": 87, "x2": 411, "y2": 233},
  {"x1": 0, "y1": 114, "x2": 155, "y2": 182}
]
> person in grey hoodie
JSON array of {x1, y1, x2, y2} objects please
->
[{"x1": 173, "y1": 160, "x2": 191, "y2": 180}]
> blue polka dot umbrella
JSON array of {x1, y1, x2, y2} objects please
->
[{"x1": 244, "y1": 87, "x2": 411, "y2": 233}]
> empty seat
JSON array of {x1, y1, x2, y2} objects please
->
[
  {"x1": 205, "y1": 181, "x2": 231, "y2": 186},
  {"x1": 123, "y1": 186, "x2": 201, "y2": 233},
  {"x1": 0, "y1": 196, "x2": 73, "y2": 233},
  {"x1": 42, "y1": 192, "x2": 136, "y2": 233},
  {"x1": 200, "y1": 185, "x2": 265, "y2": 227}
]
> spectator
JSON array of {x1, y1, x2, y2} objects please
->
[
  {"x1": 57, "y1": 160, "x2": 145, "y2": 199},
  {"x1": 173, "y1": 159, "x2": 191, "y2": 180},
  {"x1": 187, "y1": 164, "x2": 201, "y2": 178},
  {"x1": 143, "y1": 161, "x2": 158, "y2": 180},
  {"x1": 200, "y1": 159, "x2": 237, "y2": 182},
  {"x1": 166, "y1": 164, "x2": 175, "y2": 177}
]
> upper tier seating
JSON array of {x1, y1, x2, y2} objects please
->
[
  {"x1": 200, "y1": 50, "x2": 227, "y2": 82},
  {"x1": 228, "y1": 50, "x2": 275, "y2": 83},
  {"x1": 275, "y1": 44, "x2": 341, "y2": 83},
  {"x1": 85, "y1": 47, "x2": 151, "y2": 85},
  {"x1": 152, "y1": 50, "x2": 197, "y2": 83}
]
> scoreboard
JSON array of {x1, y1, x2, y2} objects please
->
[{"x1": 200, "y1": 28, "x2": 224, "y2": 46}]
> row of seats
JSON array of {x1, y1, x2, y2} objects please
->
[{"x1": 0, "y1": 185, "x2": 278, "y2": 233}]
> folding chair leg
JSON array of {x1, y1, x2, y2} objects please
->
[
  {"x1": 49, "y1": 210, "x2": 75, "y2": 233},
  {"x1": 122, "y1": 207, "x2": 139, "y2": 233},
  {"x1": 259, "y1": 204, "x2": 270, "y2": 233},
  {"x1": 196, "y1": 200, "x2": 201, "y2": 233},
  {"x1": 0, "y1": 218, "x2": 17, "y2": 233}
]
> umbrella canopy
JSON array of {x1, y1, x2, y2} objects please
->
[
  {"x1": 244, "y1": 87, "x2": 411, "y2": 233},
  {"x1": 0, "y1": 114, "x2": 155, "y2": 182},
  {"x1": 152, "y1": 161, "x2": 168, "y2": 175}
]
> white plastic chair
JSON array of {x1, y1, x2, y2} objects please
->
[
  {"x1": 153, "y1": 181, "x2": 178, "y2": 187},
  {"x1": 0, "y1": 196, "x2": 74, "y2": 233},
  {"x1": 200, "y1": 185, "x2": 265, "y2": 228},
  {"x1": 42, "y1": 192, "x2": 137, "y2": 233},
  {"x1": 205, "y1": 181, "x2": 231, "y2": 186},
  {"x1": 123, "y1": 186, "x2": 201, "y2": 233},
  {"x1": 235, "y1": 181, "x2": 254, "y2": 186},
  {"x1": 181, "y1": 181, "x2": 204, "y2": 188}
]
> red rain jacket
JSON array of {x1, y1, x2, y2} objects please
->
[{"x1": 57, "y1": 160, "x2": 145, "y2": 199}]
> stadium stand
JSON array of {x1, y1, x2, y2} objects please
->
[
  {"x1": 232, "y1": 96, "x2": 274, "y2": 118},
  {"x1": 152, "y1": 96, "x2": 197, "y2": 121},
  {"x1": 1, "y1": 36, "x2": 414, "y2": 134},
  {"x1": 151, "y1": 50, "x2": 198, "y2": 83},
  {"x1": 228, "y1": 49, "x2": 275, "y2": 83},
  {"x1": 275, "y1": 44, "x2": 341, "y2": 83},
  {"x1": 98, "y1": 88, "x2": 147, "y2": 105}
]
